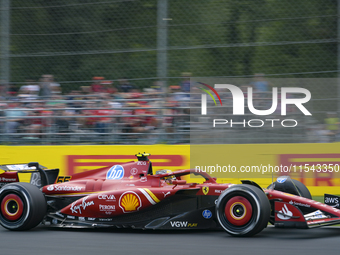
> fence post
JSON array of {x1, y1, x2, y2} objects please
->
[
  {"x1": 338, "y1": 0, "x2": 340, "y2": 114},
  {"x1": 0, "y1": 0, "x2": 10, "y2": 91},
  {"x1": 157, "y1": 0, "x2": 168, "y2": 90}
]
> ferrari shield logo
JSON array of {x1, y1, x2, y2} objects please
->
[{"x1": 202, "y1": 186, "x2": 209, "y2": 195}]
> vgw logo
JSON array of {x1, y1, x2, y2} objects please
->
[
  {"x1": 170, "y1": 221, "x2": 198, "y2": 228},
  {"x1": 197, "y1": 83, "x2": 311, "y2": 128}
]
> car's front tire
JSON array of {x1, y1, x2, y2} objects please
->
[
  {"x1": 0, "y1": 183, "x2": 46, "y2": 230},
  {"x1": 216, "y1": 184, "x2": 270, "y2": 237}
]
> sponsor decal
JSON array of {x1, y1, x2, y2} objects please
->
[
  {"x1": 130, "y1": 168, "x2": 138, "y2": 175},
  {"x1": 202, "y1": 209, "x2": 212, "y2": 219},
  {"x1": 215, "y1": 190, "x2": 224, "y2": 194},
  {"x1": 202, "y1": 186, "x2": 209, "y2": 195},
  {"x1": 163, "y1": 191, "x2": 171, "y2": 198},
  {"x1": 67, "y1": 215, "x2": 75, "y2": 219},
  {"x1": 325, "y1": 197, "x2": 339, "y2": 204},
  {"x1": 289, "y1": 200, "x2": 311, "y2": 208},
  {"x1": 119, "y1": 191, "x2": 142, "y2": 213},
  {"x1": 56, "y1": 176, "x2": 72, "y2": 183},
  {"x1": 140, "y1": 176, "x2": 147, "y2": 182},
  {"x1": 99, "y1": 204, "x2": 116, "y2": 212},
  {"x1": 79, "y1": 217, "x2": 85, "y2": 221},
  {"x1": 98, "y1": 194, "x2": 116, "y2": 201},
  {"x1": 277, "y1": 177, "x2": 287, "y2": 183},
  {"x1": 30, "y1": 172, "x2": 41, "y2": 186},
  {"x1": 56, "y1": 186, "x2": 82, "y2": 192},
  {"x1": 106, "y1": 165, "x2": 124, "y2": 180},
  {"x1": 324, "y1": 196, "x2": 340, "y2": 208},
  {"x1": 1, "y1": 177, "x2": 17, "y2": 182},
  {"x1": 47, "y1": 185, "x2": 83, "y2": 192},
  {"x1": 277, "y1": 204, "x2": 293, "y2": 220},
  {"x1": 170, "y1": 221, "x2": 198, "y2": 228},
  {"x1": 99, "y1": 218, "x2": 113, "y2": 222},
  {"x1": 137, "y1": 161, "x2": 147, "y2": 165},
  {"x1": 88, "y1": 217, "x2": 96, "y2": 221},
  {"x1": 70, "y1": 197, "x2": 95, "y2": 214}
]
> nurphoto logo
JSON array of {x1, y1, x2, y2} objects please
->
[{"x1": 199, "y1": 83, "x2": 312, "y2": 128}]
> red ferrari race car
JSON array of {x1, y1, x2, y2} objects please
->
[{"x1": 0, "y1": 153, "x2": 340, "y2": 237}]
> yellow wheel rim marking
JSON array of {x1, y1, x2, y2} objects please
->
[
  {"x1": 4, "y1": 199, "x2": 19, "y2": 216},
  {"x1": 230, "y1": 202, "x2": 246, "y2": 220}
]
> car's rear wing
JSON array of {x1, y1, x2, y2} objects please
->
[
  {"x1": 0, "y1": 162, "x2": 59, "y2": 188},
  {"x1": 0, "y1": 163, "x2": 47, "y2": 171}
]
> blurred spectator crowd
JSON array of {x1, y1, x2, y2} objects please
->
[
  {"x1": 0, "y1": 74, "x2": 190, "y2": 145},
  {"x1": 0, "y1": 73, "x2": 339, "y2": 145}
]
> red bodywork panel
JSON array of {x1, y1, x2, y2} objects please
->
[
  {"x1": 0, "y1": 172, "x2": 19, "y2": 183},
  {"x1": 274, "y1": 201, "x2": 306, "y2": 223},
  {"x1": 267, "y1": 190, "x2": 340, "y2": 218},
  {"x1": 40, "y1": 159, "x2": 340, "y2": 226},
  {"x1": 266, "y1": 189, "x2": 340, "y2": 227},
  {"x1": 42, "y1": 160, "x2": 233, "y2": 218}
]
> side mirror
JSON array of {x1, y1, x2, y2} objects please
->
[
  {"x1": 28, "y1": 162, "x2": 39, "y2": 168},
  {"x1": 172, "y1": 180, "x2": 186, "y2": 185}
]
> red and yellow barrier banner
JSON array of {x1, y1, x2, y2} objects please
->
[
  {"x1": 1, "y1": 143, "x2": 340, "y2": 196},
  {"x1": 0, "y1": 145, "x2": 190, "y2": 175}
]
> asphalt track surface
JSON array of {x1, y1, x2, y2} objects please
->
[{"x1": 1, "y1": 225, "x2": 339, "y2": 255}]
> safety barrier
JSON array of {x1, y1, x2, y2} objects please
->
[{"x1": 1, "y1": 143, "x2": 340, "y2": 196}]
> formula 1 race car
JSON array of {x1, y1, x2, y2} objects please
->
[{"x1": 0, "y1": 153, "x2": 340, "y2": 237}]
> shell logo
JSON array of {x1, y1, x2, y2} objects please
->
[{"x1": 119, "y1": 191, "x2": 142, "y2": 213}]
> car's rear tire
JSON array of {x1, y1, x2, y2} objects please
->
[
  {"x1": 216, "y1": 184, "x2": 270, "y2": 237},
  {"x1": 0, "y1": 183, "x2": 46, "y2": 230}
]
